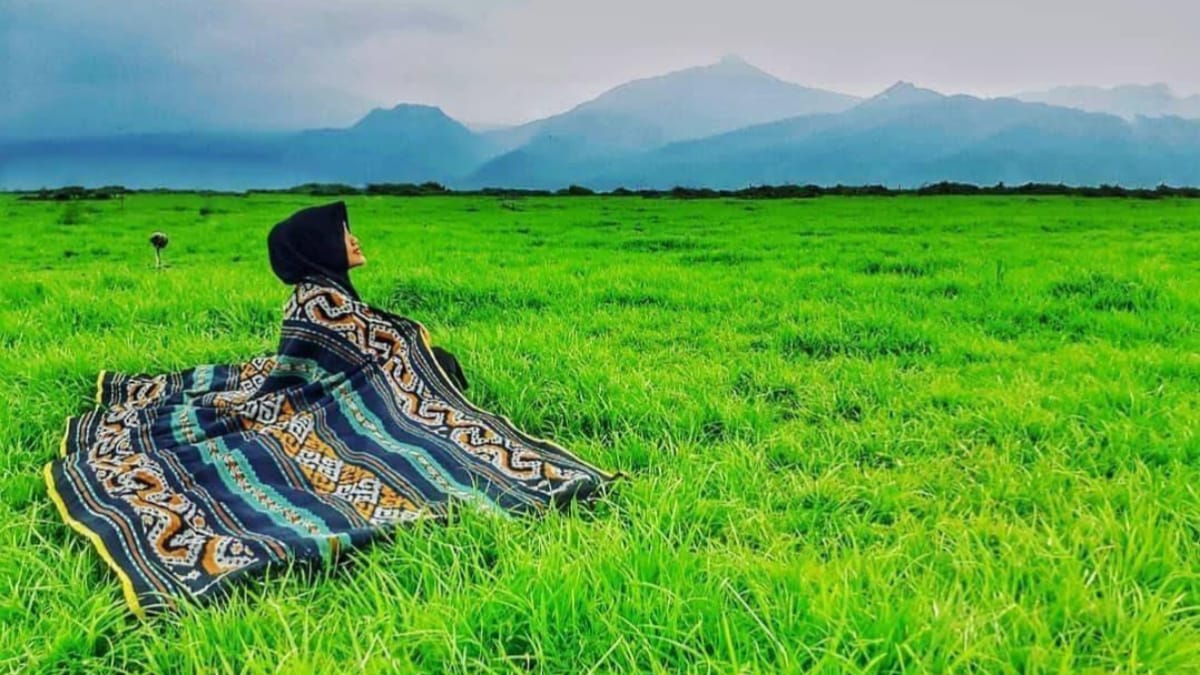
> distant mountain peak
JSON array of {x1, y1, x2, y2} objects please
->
[
  {"x1": 1013, "y1": 82, "x2": 1200, "y2": 120},
  {"x1": 356, "y1": 102, "x2": 445, "y2": 121},
  {"x1": 351, "y1": 103, "x2": 461, "y2": 133},
  {"x1": 702, "y1": 53, "x2": 774, "y2": 79},
  {"x1": 863, "y1": 81, "x2": 945, "y2": 107}
]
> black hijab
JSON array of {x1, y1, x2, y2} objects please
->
[{"x1": 267, "y1": 201, "x2": 361, "y2": 301}]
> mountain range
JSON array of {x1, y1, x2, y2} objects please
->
[
  {"x1": 1013, "y1": 84, "x2": 1200, "y2": 121},
  {"x1": 2, "y1": 56, "x2": 1198, "y2": 190}
]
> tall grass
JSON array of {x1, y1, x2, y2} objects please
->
[{"x1": 1, "y1": 193, "x2": 1198, "y2": 673}]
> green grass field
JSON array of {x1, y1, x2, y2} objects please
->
[{"x1": 2, "y1": 193, "x2": 1198, "y2": 673}]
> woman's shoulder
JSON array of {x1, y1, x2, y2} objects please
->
[
  {"x1": 283, "y1": 275, "x2": 363, "y2": 319},
  {"x1": 293, "y1": 275, "x2": 354, "y2": 301},
  {"x1": 288, "y1": 275, "x2": 421, "y2": 327}
]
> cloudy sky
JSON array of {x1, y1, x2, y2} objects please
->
[{"x1": 3, "y1": 0, "x2": 1197, "y2": 138}]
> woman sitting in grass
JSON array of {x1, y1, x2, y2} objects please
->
[
  {"x1": 44, "y1": 200, "x2": 619, "y2": 618},
  {"x1": 267, "y1": 200, "x2": 472, "y2": 392}
]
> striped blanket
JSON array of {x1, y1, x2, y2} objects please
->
[{"x1": 44, "y1": 278, "x2": 618, "y2": 617}]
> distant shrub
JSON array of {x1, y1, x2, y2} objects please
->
[
  {"x1": 364, "y1": 182, "x2": 449, "y2": 196},
  {"x1": 556, "y1": 184, "x2": 595, "y2": 196},
  {"x1": 479, "y1": 187, "x2": 553, "y2": 198},
  {"x1": 22, "y1": 186, "x2": 124, "y2": 201},
  {"x1": 286, "y1": 183, "x2": 362, "y2": 196},
  {"x1": 670, "y1": 186, "x2": 719, "y2": 199}
]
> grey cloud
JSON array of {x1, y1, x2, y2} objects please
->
[
  {"x1": 2, "y1": 0, "x2": 1197, "y2": 138},
  {"x1": 1, "y1": 0, "x2": 487, "y2": 136}
]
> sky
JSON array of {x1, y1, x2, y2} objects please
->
[{"x1": 2, "y1": 0, "x2": 1198, "y2": 138}]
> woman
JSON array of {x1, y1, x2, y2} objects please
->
[
  {"x1": 44, "y1": 200, "x2": 619, "y2": 618},
  {"x1": 266, "y1": 199, "x2": 471, "y2": 392}
]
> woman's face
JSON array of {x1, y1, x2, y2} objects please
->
[{"x1": 344, "y1": 222, "x2": 366, "y2": 268}]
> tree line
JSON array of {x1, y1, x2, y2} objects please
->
[{"x1": 12, "y1": 181, "x2": 1200, "y2": 201}]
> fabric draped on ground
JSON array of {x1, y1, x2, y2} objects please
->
[{"x1": 44, "y1": 277, "x2": 618, "y2": 617}]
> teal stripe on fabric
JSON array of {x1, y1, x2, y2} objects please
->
[
  {"x1": 171, "y1": 402, "x2": 339, "y2": 557},
  {"x1": 332, "y1": 377, "x2": 506, "y2": 516},
  {"x1": 188, "y1": 365, "x2": 214, "y2": 395},
  {"x1": 216, "y1": 435, "x2": 345, "y2": 560},
  {"x1": 273, "y1": 353, "x2": 500, "y2": 511}
]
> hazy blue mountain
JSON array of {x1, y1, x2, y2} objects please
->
[
  {"x1": 3, "y1": 67, "x2": 1200, "y2": 191},
  {"x1": 464, "y1": 110, "x2": 668, "y2": 188},
  {"x1": 465, "y1": 55, "x2": 862, "y2": 187},
  {"x1": 573, "y1": 83, "x2": 1200, "y2": 189},
  {"x1": 484, "y1": 55, "x2": 860, "y2": 148},
  {"x1": 1014, "y1": 84, "x2": 1200, "y2": 120},
  {"x1": 279, "y1": 103, "x2": 496, "y2": 184},
  {"x1": 0, "y1": 104, "x2": 494, "y2": 190}
]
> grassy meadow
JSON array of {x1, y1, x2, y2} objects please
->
[{"x1": 1, "y1": 192, "x2": 1198, "y2": 673}]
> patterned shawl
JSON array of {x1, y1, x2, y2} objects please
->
[{"x1": 44, "y1": 277, "x2": 619, "y2": 617}]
